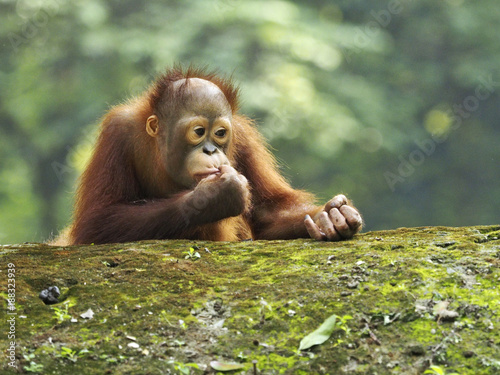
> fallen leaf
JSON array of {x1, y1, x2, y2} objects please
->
[
  {"x1": 299, "y1": 314, "x2": 338, "y2": 351},
  {"x1": 210, "y1": 360, "x2": 245, "y2": 371}
]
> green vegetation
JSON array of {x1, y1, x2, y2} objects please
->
[
  {"x1": 184, "y1": 247, "x2": 202, "y2": 261},
  {"x1": 22, "y1": 353, "x2": 44, "y2": 373},
  {"x1": 55, "y1": 347, "x2": 90, "y2": 363},
  {"x1": 0, "y1": 0, "x2": 499, "y2": 243},
  {"x1": 424, "y1": 365, "x2": 460, "y2": 375},
  {"x1": 1, "y1": 226, "x2": 499, "y2": 374},
  {"x1": 171, "y1": 361, "x2": 201, "y2": 375},
  {"x1": 298, "y1": 313, "x2": 352, "y2": 351},
  {"x1": 51, "y1": 300, "x2": 74, "y2": 323}
]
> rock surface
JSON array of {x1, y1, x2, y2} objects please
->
[{"x1": 1, "y1": 225, "x2": 499, "y2": 374}]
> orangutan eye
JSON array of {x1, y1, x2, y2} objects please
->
[
  {"x1": 214, "y1": 129, "x2": 226, "y2": 137},
  {"x1": 187, "y1": 124, "x2": 208, "y2": 145},
  {"x1": 194, "y1": 127, "x2": 205, "y2": 137}
]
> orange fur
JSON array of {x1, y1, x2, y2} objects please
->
[{"x1": 65, "y1": 67, "x2": 325, "y2": 245}]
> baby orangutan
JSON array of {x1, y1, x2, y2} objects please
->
[{"x1": 63, "y1": 67, "x2": 362, "y2": 245}]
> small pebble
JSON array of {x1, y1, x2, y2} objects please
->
[
  {"x1": 347, "y1": 281, "x2": 359, "y2": 289},
  {"x1": 463, "y1": 350, "x2": 474, "y2": 358},
  {"x1": 38, "y1": 286, "x2": 61, "y2": 305},
  {"x1": 408, "y1": 344, "x2": 425, "y2": 356}
]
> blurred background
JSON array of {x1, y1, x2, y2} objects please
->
[{"x1": 0, "y1": 0, "x2": 499, "y2": 244}]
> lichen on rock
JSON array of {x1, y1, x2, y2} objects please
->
[{"x1": 1, "y1": 225, "x2": 499, "y2": 374}]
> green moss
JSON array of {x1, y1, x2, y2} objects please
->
[{"x1": 1, "y1": 226, "x2": 499, "y2": 374}]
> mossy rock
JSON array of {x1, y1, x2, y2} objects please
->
[{"x1": 1, "y1": 225, "x2": 499, "y2": 374}]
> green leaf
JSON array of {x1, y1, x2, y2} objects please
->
[
  {"x1": 299, "y1": 314, "x2": 338, "y2": 351},
  {"x1": 424, "y1": 366, "x2": 445, "y2": 375},
  {"x1": 210, "y1": 361, "x2": 245, "y2": 371}
]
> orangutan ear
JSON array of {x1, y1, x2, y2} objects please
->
[{"x1": 146, "y1": 115, "x2": 159, "y2": 137}]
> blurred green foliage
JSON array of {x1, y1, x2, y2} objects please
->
[{"x1": 0, "y1": 0, "x2": 498, "y2": 243}]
